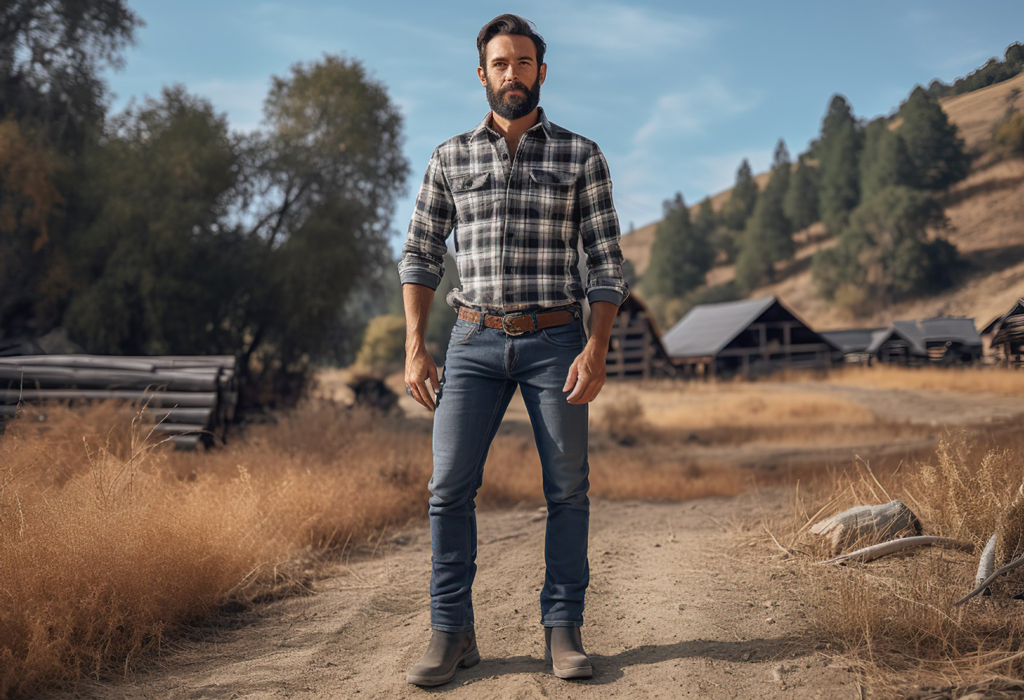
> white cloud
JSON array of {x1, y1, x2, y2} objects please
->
[
  {"x1": 543, "y1": 3, "x2": 719, "y2": 57},
  {"x1": 633, "y1": 78, "x2": 761, "y2": 144}
]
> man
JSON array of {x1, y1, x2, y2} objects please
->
[{"x1": 398, "y1": 13, "x2": 629, "y2": 686}]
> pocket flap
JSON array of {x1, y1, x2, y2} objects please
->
[
  {"x1": 529, "y1": 168, "x2": 575, "y2": 186},
  {"x1": 451, "y1": 172, "x2": 492, "y2": 192}
]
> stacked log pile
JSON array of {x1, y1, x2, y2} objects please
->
[{"x1": 0, "y1": 355, "x2": 238, "y2": 449}]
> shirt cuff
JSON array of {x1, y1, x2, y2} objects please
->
[
  {"x1": 399, "y1": 269, "x2": 442, "y2": 290},
  {"x1": 586, "y1": 288, "x2": 626, "y2": 306}
]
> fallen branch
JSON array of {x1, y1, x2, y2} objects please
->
[
  {"x1": 956, "y1": 550, "x2": 1024, "y2": 606},
  {"x1": 821, "y1": 536, "x2": 970, "y2": 565}
]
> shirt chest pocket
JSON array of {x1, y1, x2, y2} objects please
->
[
  {"x1": 528, "y1": 168, "x2": 576, "y2": 223},
  {"x1": 450, "y1": 172, "x2": 495, "y2": 231}
]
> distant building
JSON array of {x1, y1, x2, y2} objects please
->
[
  {"x1": 866, "y1": 317, "x2": 982, "y2": 365},
  {"x1": 819, "y1": 327, "x2": 888, "y2": 364},
  {"x1": 604, "y1": 294, "x2": 677, "y2": 379},
  {"x1": 986, "y1": 298, "x2": 1024, "y2": 367},
  {"x1": 661, "y1": 296, "x2": 839, "y2": 378}
]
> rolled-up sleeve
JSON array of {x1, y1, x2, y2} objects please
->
[
  {"x1": 578, "y1": 145, "x2": 630, "y2": 306},
  {"x1": 398, "y1": 146, "x2": 455, "y2": 289}
]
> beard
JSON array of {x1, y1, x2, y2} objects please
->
[{"x1": 485, "y1": 76, "x2": 541, "y2": 120}]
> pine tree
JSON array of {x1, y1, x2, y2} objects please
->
[
  {"x1": 897, "y1": 86, "x2": 970, "y2": 190},
  {"x1": 720, "y1": 159, "x2": 758, "y2": 232},
  {"x1": 735, "y1": 140, "x2": 794, "y2": 292},
  {"x1": 642, "y1": 192, "x2": 714, "y2": 299},
  {"x1": 784, "y1": 155, "x2": 819, "y2": 231},
  {"x1": 860, "y1": 129, "x2": 915, "y2": 200},
  {"x1": 817, "y1": 95, "x2": 862, "y2": 233}
]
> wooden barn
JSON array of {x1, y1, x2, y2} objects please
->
[
  {"x1": 986, "y1": 298, "x2": 1024, "y2": 367},
  {"x1": 661, "y1": 296, "x2": 839, "y2": 378},
  {"x1": 866, "y1": 317, "x2": 982, "y2": 365},
  {"x1": 603, "y1": 294, "x2": 677, "y2": 379},
  {"x1": 820, "y1": 327, "x2": 888, "y2": 364}
]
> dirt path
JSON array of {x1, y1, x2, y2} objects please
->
[{"x1": 56, "y1": 491, "x2": 860, "y2": 700}]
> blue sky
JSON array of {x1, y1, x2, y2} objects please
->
[{"x1": 104, "y1": 1, "x2": 1024, "y2": 254}]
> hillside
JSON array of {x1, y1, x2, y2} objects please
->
[{"x1": 621, "y1": 70, "x2": 1024, "y2": 330}]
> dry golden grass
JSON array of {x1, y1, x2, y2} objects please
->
[
  {"x1": 772, "y1": 427, "x2": 1024, "y2": 696},
  {"x1": 817, "y1": 364, "x2": 1024, "y2": 397},
  {"x1": 0, "y1": 392, "x2": 786, "y2": 698}
]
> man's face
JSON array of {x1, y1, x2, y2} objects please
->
[{"x1": 477, "y1": 33, "x2": 546, "y2": 121}]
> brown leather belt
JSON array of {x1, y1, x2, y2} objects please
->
[{"x1": 457, "y1": 305, "x2": 578, "y2": 336}]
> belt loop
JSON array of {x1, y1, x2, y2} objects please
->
[
  {"x1": 531, "y1": 311, "x2": 538, "y2": 331},
  {"x1": 477, "y1": 307, "x2": 485, "y2": 331}
]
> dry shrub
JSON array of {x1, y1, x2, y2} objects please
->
[
  {"x1": 0, "y1": 400, "x2": 430, "y2": 698},
  {"x1": 779, "y1": 427, "x2": 1024, "y2": 695}
]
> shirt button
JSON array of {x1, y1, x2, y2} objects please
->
[{"x1": 502, "y1": 153, "x2": 509, "y2": 160}]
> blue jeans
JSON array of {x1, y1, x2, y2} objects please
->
[{"x1": 428, "y1": 304, "x2": 590, "y2": 632}]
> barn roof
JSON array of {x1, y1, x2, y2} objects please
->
[
  {"x1": 820, "y1": 328, "x2": 887, "y2": 354},
  {"x1": 662, "y1": 296, "x2": 778, "y2": 358},
  {"x1": 867, "y1": 317, "x2": 981, "y2": 355}
]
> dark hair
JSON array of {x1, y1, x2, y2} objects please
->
[{"x1": 476, "y1": 14, "x2": 546, "y2": 68}]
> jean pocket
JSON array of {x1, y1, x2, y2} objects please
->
[
  {"x1": 449, "y1": 318, "x2": 477, "y2": 346},
  {"x1": 539, "y1": 318, "x2": 583, "y2": 349}
]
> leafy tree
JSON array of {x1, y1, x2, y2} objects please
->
[
  {"x1": 812, "y1": 186, "x2": 961, "y2": 312},
  {"x1": 926, "y1": 42, "x2": 1024, "y2": 99},
  {"x1": 817, "y1": 95, "x2": 862, "y2": 233},
  {"x1": 0, "y1": 0, "x2": 142, "y2": 341},
  {"x1": 784, "y1": 155, "x2": 819, "y2": 231},
  {"x1": 897, "y1": 86, "x2": 970, "y2": 190},
  {"x1": 642, "y1": 192, "x2": 714, "y2": 299},
  {"x1": 355, "y1": 314, "x2": 407, "y2": 374},
  {"x1": 735, "y1": 139, "x2": 794, "y2": 291}
]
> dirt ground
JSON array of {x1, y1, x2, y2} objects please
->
[{"x1": 51, "y1": 491, "x2": 861, "y2": 700}]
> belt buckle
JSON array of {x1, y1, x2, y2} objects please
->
[{"x1": 501, "y1": 312, "x2": 529, "y2": 336}]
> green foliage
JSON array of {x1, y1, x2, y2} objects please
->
[
  {"x1": 812, "y1": 186, "x2": 962, "y2": 312},
  {"x1": 735, "y1": 139, "x2": 794, "y2": 292},
  {"x1": 784, "y1": 155, "x2": 819, "y2": 231},
  {"x1": 993, "y1": 113, "x2": 1024, "y2": 155},
  {"x1": 817, "y1": 95, "x2": 862, "y2": 233},
  {"x1": 355, "y1": 314, "x2": 407, "y2": 374},
  {"x1": 641, "y1": 192, "x2": 714, "y2": 299},
  {"x1": 860, "y1": 127, "x2": 916, "y2": 200},
  {"x1": 926, "y1": 43, "x2": 1024, "y2": 99},
  {"x1": 898, "y1": 86, "x2": 970, "y2": 190},
  {"x1": 720, "y1": 159, "x2": 758, "y2": 233}
]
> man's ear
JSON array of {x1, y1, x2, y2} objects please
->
[
  {"x1": 539, "y1": 63, "x2": 547, "y2": 85},
  {"x1": 477, "y1": 65, "x2": 487, "y2": 87}
]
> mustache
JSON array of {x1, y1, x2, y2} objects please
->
[{"x1": 500, "y1": 81, "x2": 531, "y2": 96}]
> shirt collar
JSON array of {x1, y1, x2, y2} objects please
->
[{"x1": 471, "y1": 106, "x2": 553, "y2": 141}]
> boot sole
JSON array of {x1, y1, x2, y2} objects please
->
[
  {"x1": 545, "y1": 647, "x2": 593, "y2": 679},
  {"x1": 406, "y1": 648, "x2": 480, "y2": 687}
]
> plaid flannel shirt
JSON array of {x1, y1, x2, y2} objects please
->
[{"x1": 398, "y1": 107, "x2": 630, "y2": 314}]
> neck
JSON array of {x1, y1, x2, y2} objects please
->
[{"x1": 489, "y1": 107, "x2": 540, "y2": 149}]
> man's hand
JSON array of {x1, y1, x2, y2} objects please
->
[
  {"x1": 402, "y1": 283, "x2": 440, "y2": 412},
  {"x1": 564, "y1": 300, "x2": 617, "y2": 404},
  {"x1": 405, "y1": 344, "x2": 441, "y2": 412},
  {"x1": 564, "y1": 339, "x2": 607, "y2": 404}
]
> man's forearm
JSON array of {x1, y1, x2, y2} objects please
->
[
  {"x1": 586, "y1": 300, "x2": 618, "y2": 354},
  {"x1": 403, "y1": 283, "x2": 435, "y2": 350}
]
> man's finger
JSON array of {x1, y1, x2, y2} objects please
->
[
  {"x1": 428, "y1": 364, "x2": 441, "y2": 392},
  {"x1": 567, "y1": 374, "x2": 589, "y2": 403},
  {"x1": 563, "y1": 359, "x2": 579, "y2": 392},
  {"x1": 415, "y1": 379, "x2": 436, "y2": 411}
]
